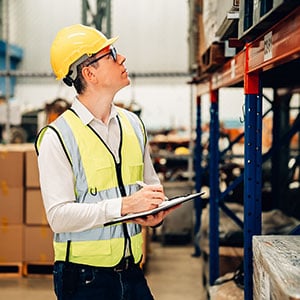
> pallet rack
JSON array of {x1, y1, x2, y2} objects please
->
[{"x1": 193, "y1": 3, "x2": 300, "y2": 299}]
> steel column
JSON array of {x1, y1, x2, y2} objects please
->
[
  {"x1": 193, "y1": 95, "x2": 203, "y2": 257},
  {"x1": 82, "y1": 0, "x2": 111, "y2": 36},
  {"x1": 243, "y1": 43, "x2": 262, "y2": 300},
  {"x1": 209, "y1": 89, "x2": 220, "y2": 285},
  {"x1": 194, "y1": 96, "x2": 202, "y2": 194}
]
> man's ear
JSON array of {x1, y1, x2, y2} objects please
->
[{"x1": 81, "y1": 66, "x2": 97, "y2": 83}]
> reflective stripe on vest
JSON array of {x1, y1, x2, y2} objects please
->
[{"x1": 37, "y1": 107, "x2": 145, "y2": 267}]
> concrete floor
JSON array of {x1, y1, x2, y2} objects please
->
[
  {"x1": 146, "y1": 242, "x2": 207, "y2": 300},
  {"x1": 0, "y1": 242, "x2": 207, "y2": 300}
]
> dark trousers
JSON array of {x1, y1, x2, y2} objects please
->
[{"x1": 53, "y1": 261, "x2": 154, "y2": 300}]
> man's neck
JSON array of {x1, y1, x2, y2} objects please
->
[{"x1": 78, "y1": 93, "x2": 113, "y2": 124}]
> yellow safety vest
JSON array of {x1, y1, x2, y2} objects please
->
[{"x1": 36, "y1": 107, "x2": 145, "y2": 267}]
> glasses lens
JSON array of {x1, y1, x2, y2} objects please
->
[
  {"x1": 110, "y1": 47, "x2": 117, "y2": 61},
  {"x1": 87, "y1": 47, "x2": 117, "y2": 66}
]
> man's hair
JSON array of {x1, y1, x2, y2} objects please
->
[
  {"x1": 73, "y1": 56, "x2": 99, "y2": 94},
  {"x1": 73, "y1": 64, "x2": 86, "y2": 94}
]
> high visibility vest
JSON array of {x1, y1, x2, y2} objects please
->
[{"x1": 36, "y1": 107, "x2": 146, "y2": 267}]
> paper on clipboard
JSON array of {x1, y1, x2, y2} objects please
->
[{"x1": 103, "y1": 192, "x2": 204, "y2": 226}]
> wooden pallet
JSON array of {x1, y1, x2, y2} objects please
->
[
  {"x1": 22, "y1": 262, "x2": 53, "y2": 277},
  {"x1": 0, "y1": 262, "x2": 22, "y2": 277}
]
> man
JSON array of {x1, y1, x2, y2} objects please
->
[{"x1": 36, "y1": 24, "x2": 176, "y2": 300}]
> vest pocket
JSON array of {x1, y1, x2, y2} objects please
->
[
  {"x1": 84, "y1": 157, "x2": 116, "y2": 190},
  {"x1": 126, "y1": 163, "x2": 144, "y2": 183}
]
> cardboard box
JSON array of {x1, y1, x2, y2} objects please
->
[
  {"x1": 23, "y1": 225, "x2": 54, "y2": 263},
  {"x1": 25, "y1": 189, "x2": 48, "y2": 225},
  {"x1": 0, "y1": 225, "x2": 23, "y2": 262},
  {"x1": 0, "y1": 186, "x2": 23, "y2": 225},
  {"x1": 0, "y1": 148, "x2": 24, "y2": 187},
  {"x1": 25, "y1": 148, "x2": 40, "y2": 188}
]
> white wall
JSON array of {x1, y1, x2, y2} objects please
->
[
  {"x1": 9, "y1": 0, "x2": 82, "y2": 72},
  {"x1": 112, "y1": 0, "x2": 189, "y2": 73}
]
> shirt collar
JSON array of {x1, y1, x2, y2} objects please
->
[{"x1": 71, "y1": 97, "x2": 118, "y2": 125}]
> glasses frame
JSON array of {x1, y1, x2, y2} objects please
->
[{"x1": 86, "y1": 46, "x2": 117, "y2": 67}]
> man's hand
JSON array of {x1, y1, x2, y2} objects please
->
[
  {"x1": 121, "y1": 184, "x2": 165, "y2": 216},
  {"x1": 131, "y1": 204, "x2": 181, "y2": 227}
]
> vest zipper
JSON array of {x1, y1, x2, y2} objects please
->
[
  {"x1": 115, "y1": 162, "x2": 133, "y2": 257},
  {"x1": 87, "y1": 116, "x2": 134, "y2": 258}
]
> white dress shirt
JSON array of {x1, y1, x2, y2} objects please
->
[{"x1": 38, "y1": 98, "x2": 160, "y2": 233}]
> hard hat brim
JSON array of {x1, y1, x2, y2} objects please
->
[{"x1": 102, "y1": 36, "x2": 119, "y2": 50}]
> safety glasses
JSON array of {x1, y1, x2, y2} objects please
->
[{"x1": 86, "y1": 46, "x2": 117, "y2": 66}]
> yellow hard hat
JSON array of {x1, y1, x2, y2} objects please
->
[{"x1": 50, "y1": 24, "x2": 118, "y2": 80}]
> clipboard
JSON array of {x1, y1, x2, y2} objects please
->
[{"x1": 104, "y1": 192, "x2": 204, "y2": 226}]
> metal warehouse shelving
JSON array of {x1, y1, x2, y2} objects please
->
[{"x1": 193, "y1": 3, "x2": 300, "y2": 299}]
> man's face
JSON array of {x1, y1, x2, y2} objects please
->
[{"x1": 87, "y1": 46, "x2": 130, "y2": 93}]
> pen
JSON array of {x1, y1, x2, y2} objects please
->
[
  {"x1": 136, "y1": 181, "x2": 147, "y2": 187},
  {"x1": 136, "y1": 181, "x2": 169, "y2": 201}
]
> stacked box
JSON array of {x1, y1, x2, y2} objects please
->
[
  {"x1": 201, "y1": 0, "x2": 219, "y2": 55},
  {"x1": 253, "y1": 0, "x2": 273, "y2": 26},
  {"x1": 0, "y1": 144, "x2": 54, "y2": 273},
  {"x1": 25, "y1": 189, "x2": 48, "y2": 225},
  {"x1": 23, "y1": 146, "x2": 53, "y2": 265},
  {"x1": 200, "y1": 0, "x2": 238, "y2": 50},
  {"x1": 0, "y1": 146, "x2": 24, "y2": 188},
  {"x1": 0, "y1": 225, "x2": 23, "y2": 263},
  {"x1": 25, "y1": 148, "x2": 40, "y2": 188},
  {"x1": 0, "y1": 186, "x2": 23, "y2": 225},
  {"x1": 0, "y1": 146, "x2": 25, "y2": 263},
  {"x1": 252, "y1": 0, "x2": 288, "y2": 27},
  {"x1": 253, "y1": 235, "x2": 300, "y2": 300},
  {"x1": 24, "y1": 146, "x2": 47, "y2": 226},
  {"x1": 23, "y1": 226, "x2": 54, "y2": 263}
]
